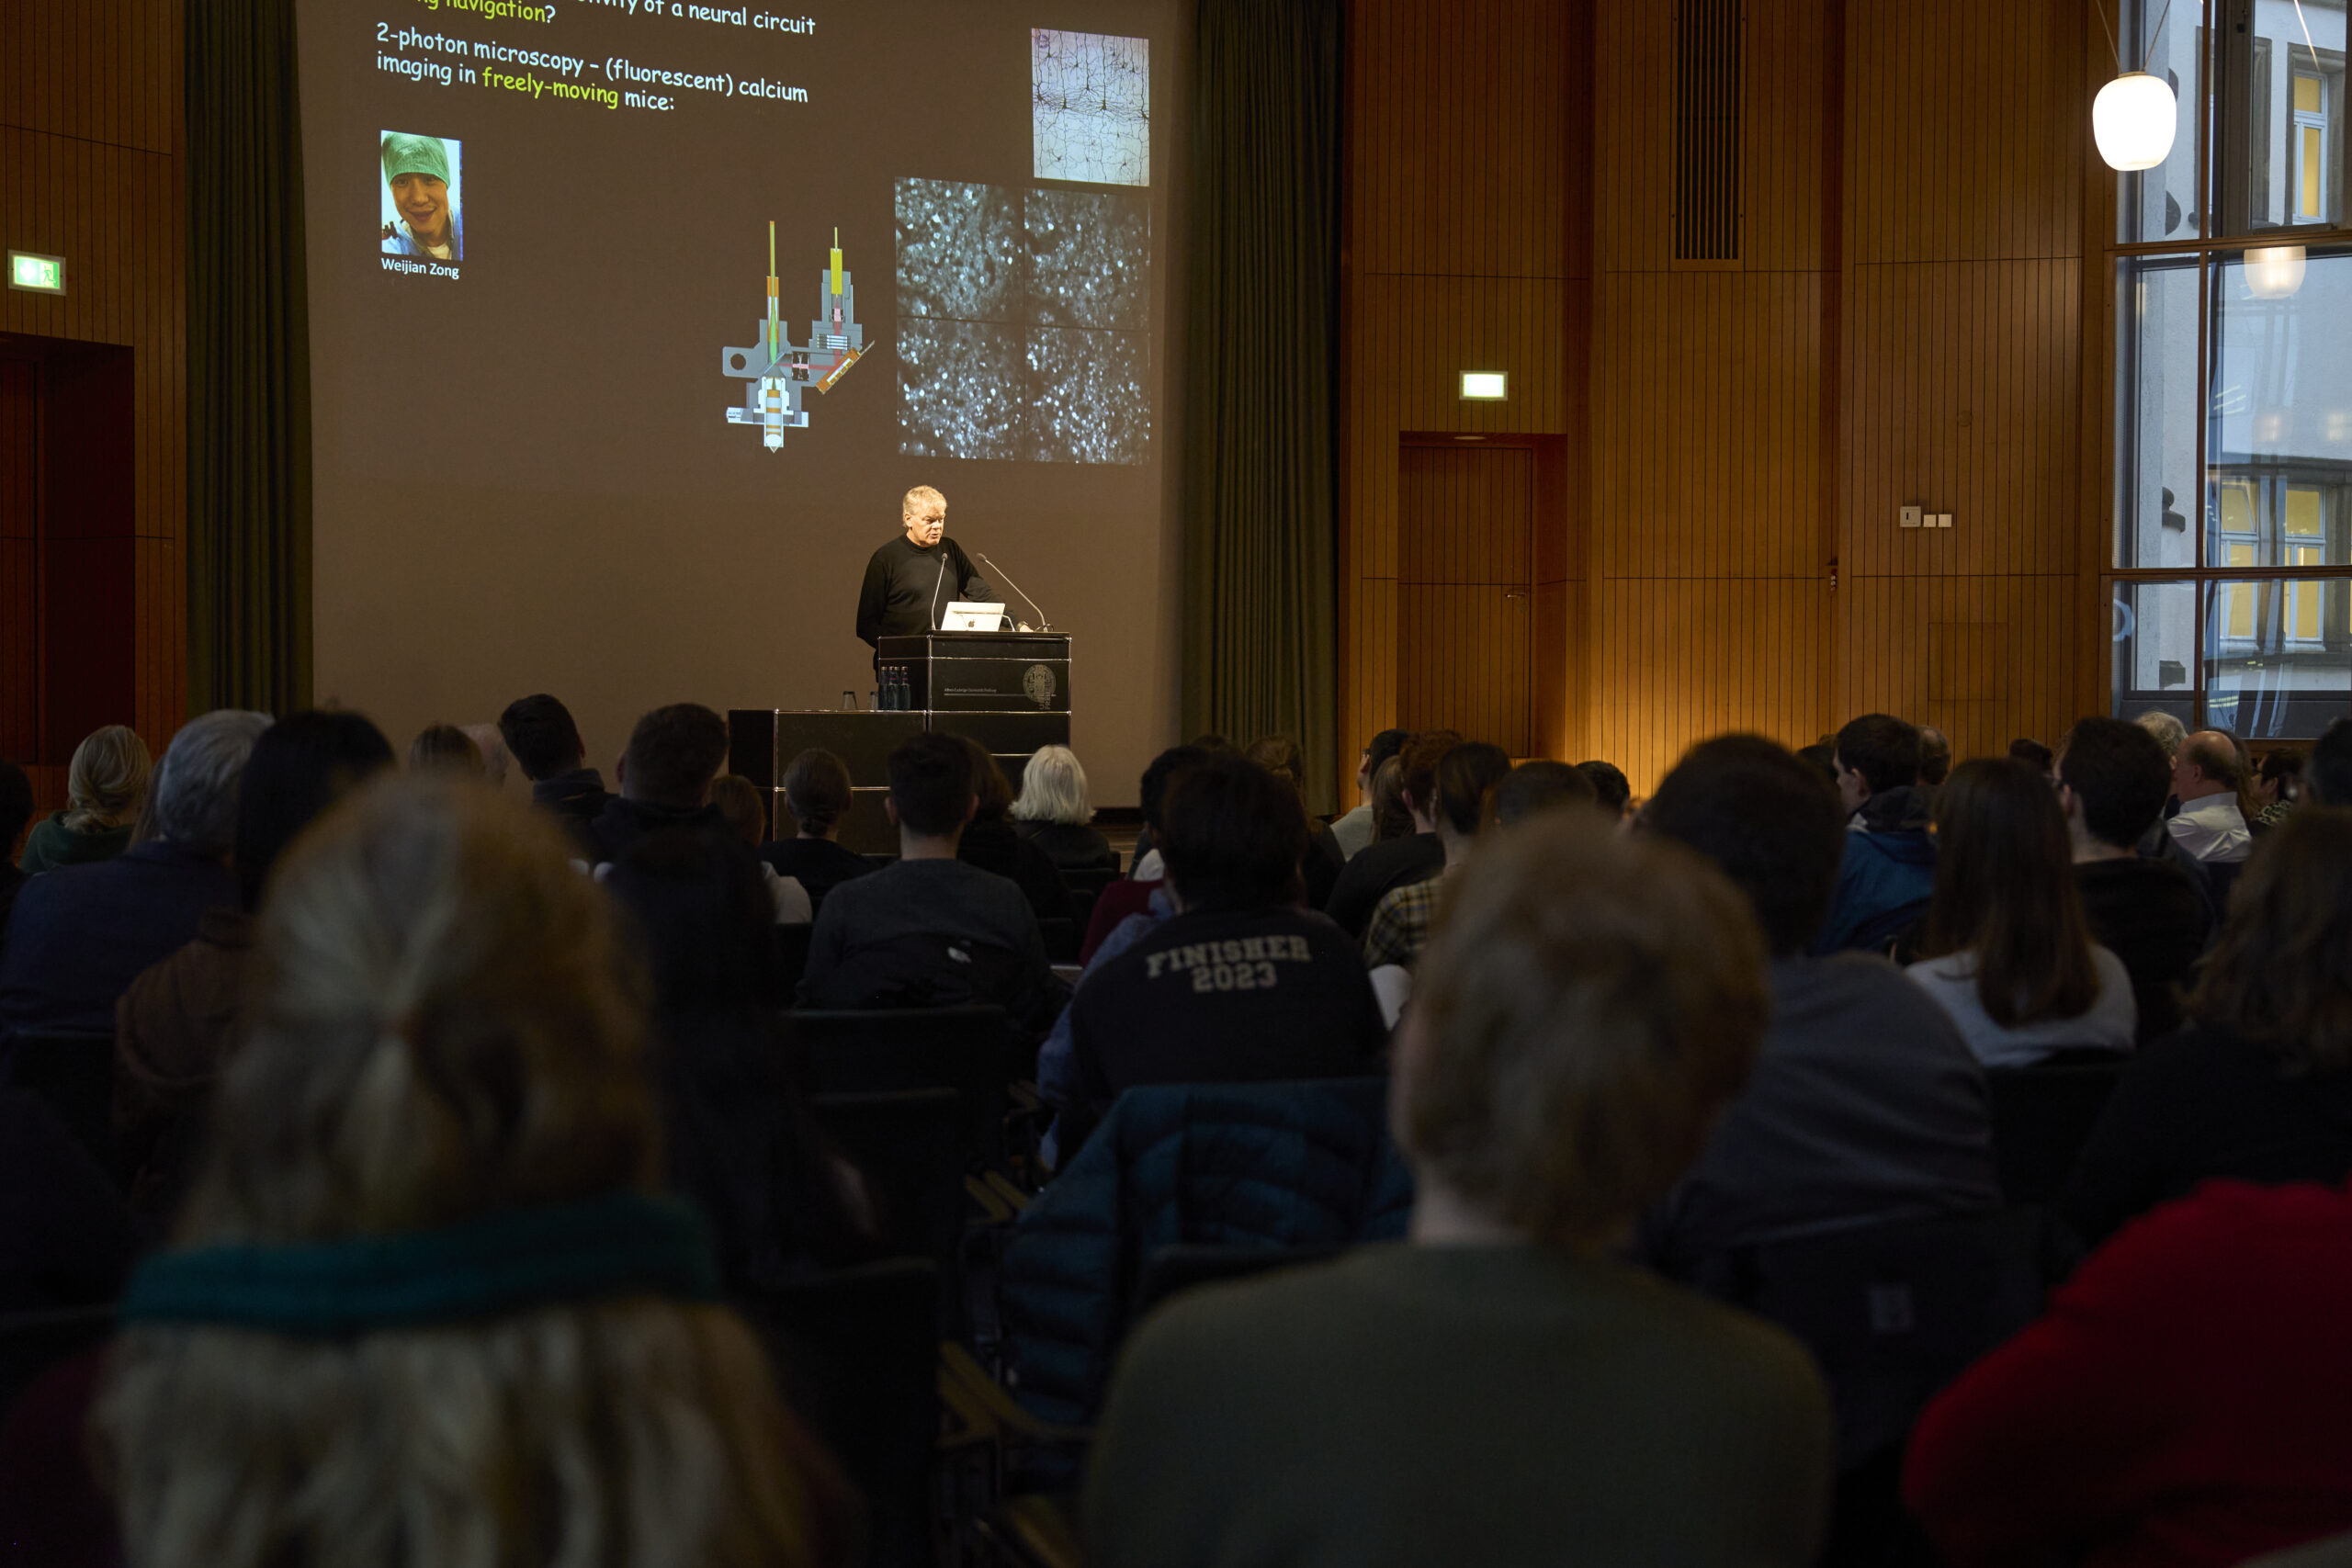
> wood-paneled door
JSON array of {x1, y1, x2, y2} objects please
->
[{"x1": 1396, "y1": 443, "x2": 1534, "y2": 755}]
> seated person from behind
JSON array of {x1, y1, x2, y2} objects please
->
[
  {"x1": 18, "y1": 726, "x2": 150, "y2": 875},
  {"x1": 0, "y1": 710, "x2": 273, "y2": 1040},
  {"x1": 1085, "y1": 815, "x2": 1832, "y2": 1568},
  {"x1": 2056, "y1": 716, "x2": 2211, "y2": 1043},
  {"x1": 1905, "y1": 759, "x2": 2137, "y2": 1066},
  {"x1": 1329, "y1": 728, "x2": 1410, "y2": 860},
  {"x1": 1064, "y1": 754, "x2": 1388, "y2": 1122},
  {"x1": 710, "y1": 772, "x2": 812, "y2": 927},
  {"x1": 798, "y1": 732, "x2": 1063, "y2": 1035},
  {"x1": 2166, "y1": 728, "x2": 2254, "y2": 866},
  {"x1": 1575, "y1": 759, "x2": 1633, "y2": 820},
  {"x1": 406, "y1": 723, "x2": 482, "y2": 774},
  {"x1": 497, "y1": 693, "x2": 612, "y2": 842},
  {"x1": 1243, "y1": 734, "x2": 1347, "y2": 908},
  {"x1": 1010, "y1": 744, "x2": 1119, "y2": 872},
  {"x1": 1637, "y1": 735, "x2": 1999, "y2": 1281},
  {"x1": 114, "y1": 711, "x2": 398, "y2": 1232},
  {"x1": 1489, "y1": 758, "x2": 1598, "y2": 829},
  {"x1": 582, "y1": 703, "x2": 734, "y2": 868},
  {"x1": 2060, "y1": 808, "x2": 2352, "y2": 1252},
  {"x1": 1081, "y1": 745, "x2": 1210, "y2": 962},
  {"x1": 1812, "y1": 712, "x2": 1939, "y2": 953},
  {"x1": 762, "y1": 748, "x2": 876, "y2": 912},
  {"x1": 103, "y1": 776, "x2": 839, "y2": 1568},
  {"x1": 956, "y1": 741, "x2": 1076, "y2": 927},
  {"x1": 1363, "y1": 742, "x2": 1512, "y2": 971},
  {"x1": 1322, "y1": 729, "x2": 1462, "y2": 939}
]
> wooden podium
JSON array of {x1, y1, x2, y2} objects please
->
[{"x1": 730, "y1": 632, "x2": 1071, "y2": 854}]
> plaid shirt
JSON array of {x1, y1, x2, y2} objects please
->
[{"x1": 1363, "y1": 869, "x2": 1451, "y2": 971}]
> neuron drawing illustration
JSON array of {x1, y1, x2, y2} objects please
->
[
  {"x1": 720, "y1": 222, "x2": 867, "y2": 453},
  {"x1": 1032, "y1": 29, "x2": 1149, "y2": 186}
]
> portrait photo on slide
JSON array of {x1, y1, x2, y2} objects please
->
[{"x1": 379, "y1": 130, "x2": 464, "y2": 261}]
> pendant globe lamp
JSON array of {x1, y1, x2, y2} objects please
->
[{"x1": 2094, "y1": 71, "x2": 2177, "y2": 171}]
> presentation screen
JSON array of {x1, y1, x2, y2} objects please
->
[{"x1": 296, "y1": 0, "x2": 1185, "y2": 802}]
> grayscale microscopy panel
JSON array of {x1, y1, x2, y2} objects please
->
[
  {"x1": 899, "y1": 319, "x2": 1026, "y2": 461},
  {"x1": 1027, "y1": 188, "x2": 1149, "y2": 332},
  {"x1": 897, "y1": 178, "x2": 1022, "y2": 322},
  {"x1": 1029, "y1": 327, "x2": 1149, "y2": 466},
  {"x1": 1033, "y1": 29, "x2": 1150, "y2": 186}
]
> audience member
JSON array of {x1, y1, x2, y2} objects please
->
[
  {"x1": 100, "y1": 776, "x2": 844, "y2": 1568},
  {"x1": 1638, "y1": 736, "x2": 1999, "y2": 1280},
  {"x1": 710, "y1": 773, "x2": 767, "y2": 846},
  {"x1": 2006, "y1": 737, "x2": 2054, "y2": 774},
  {"x1": 1323, "y1": 730, "x2": 1460, "y2": 939},
  {"x1": 799, "y1": 732, "x2": 1063, "y2": 1034},
  {"x1": 1060, "y1": 755, "x2": 1386, "y2": 1135},
  {"x1": 496, "y1": 692, "x2": 610, "y2": 841},
  {"x1": 604, "y1": 829, "x2": 876, "y2": 1287},
  {"x1": 582, "y1": 703, "x2": 733, "y2": 866},
  {"x1": 2056, "y1": 716, "x2": 2212, "y2": 1043},
  {"x1": 1329, "y1": 728, "x2": 1410, "y2": 859},
  {"x1": 956, "y1": 740, "x2": 1076, "y2": 927},
  {"x1": 0, "y1": 761, "x2": 31, "y2": 939},
  {"x1": 1813, "y1": 713, "x2": 1939, "y2": 953},
  {"x1": 1917, "y1": 726, "x2": 1953, "y2": 788},
  {"x1": 1363, "y1": 742, "x2": 1511, "y2": 971},
  {"x1": 1905, "y1": 759, "x2": 2135, "y2": 1066},
  {"x1": 2061, "y1": 808, "x2": 2352, "y2": 1251},
  {"x1": 461, "y1": 722, "x2": 511, "y2": 785},
  {"x1": 113, "y1": 711, "x2": 397, "y2": 1231},
  {"x1": 18, "y1": 725, "x2": 150, "y2": 875},
  {"x1": 1244, "y1": 734, "x2": 1347, "y2": 906},
  {"x1": 1010, "y1": 744, "x2": 1119, "y2": 871},
  {"x1": 1367, "y1": 755, "x2": 1413, "y2": 842},
  {"x1": 1081, "y1": 745, "x2": 1207, "y2": 963},
  {"x1": 1905, "y1": 1177, "x2": 2352, "y2": 1567},
  {"x1": 2167, "y1": 728, "x2": 2254, "y2": 865},
  {"x1": 1489, "y1": 758, "x2": 1597, "y2": 829},
  {"x1": 0, "y1": 711, "x2": 270, "y2": 1041},
  {"x1": 763, "y1": 748, "x2": 876, "y2": 912},
  {"x1": 2309, "y1": 717, "x2": 2352, "y2": 806},
  {"x1": 2253, "y1": 749, "x2": 2303, "y2": 831},
  {"x1": 1125, "y1": 734, "x2": 1234, "y2": 877},
  {"x1": 406, "y1": 722, "x2": 482, "y2": 773},
  {"x1": 1793, "y1": 740, "x2": 1838, "y2": 789},
  {"x1": 2133, "y1": 709, "x2": 2189, "y2": 763},
  {"x1": 1576, "y1": 759, "x2": 1633, "y2": 819},
  {"x1": 1086, "y1": 815, "x2": 1831, "y2": 1568}
]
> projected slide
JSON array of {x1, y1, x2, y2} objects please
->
[{"x1": 299, "y1": 0, "x2": 1182, "y2": 813}]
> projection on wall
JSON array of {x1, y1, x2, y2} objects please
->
[
  {"x1": 1032, "y1": 29, "x2": 1151, "y2": 186},
  {"x1": 895, "y1": 177, "x2": 1152, "y2": 465}
]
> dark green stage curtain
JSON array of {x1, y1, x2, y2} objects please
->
[
  {"x1": 1182, "y1": 0, "x2": 1343, "y2": 813},
  {"x1": 187, "y1": 0, "x2": 312, "y2": 716}
]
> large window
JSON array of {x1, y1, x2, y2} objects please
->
[{"x1": 2113, "y1": 0, "x2": 2352, "y2": 737}]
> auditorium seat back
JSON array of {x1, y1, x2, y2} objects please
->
[{"x1": 1984, "y1": 1051, "x2": 2129, "y2": 1205}]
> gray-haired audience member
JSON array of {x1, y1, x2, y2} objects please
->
[
  {"x1": 0, "y1": 710, "x2": 272, "y2": 1040},
  {"x1": 1011, "y1": 744, "x2": 1119, "y2": 872},
  {"x1": 1087, "y1": 815, "x2": 1832, "y2": 1567}
]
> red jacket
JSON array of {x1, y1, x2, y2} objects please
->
[{"x1": 1905, "y1": 1179, "x2": 2352, "y2": 1568}]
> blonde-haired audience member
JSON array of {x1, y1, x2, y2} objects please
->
[
  {"x1": 19, "y1": 724, "x2": 152, "y2": 874},
  {"x1": 102, "y1": 776, "x2": 845, "y2": 1568},
  {"x1": 406, "y1": 722, "x2": 483, "y2": 774},
  {"x1": 1011, "y1": 744, "x2": 1118, "y2": 871},
  {"x1": 1086, "y1": 816, "x2": 1832, "y2": 1567}
]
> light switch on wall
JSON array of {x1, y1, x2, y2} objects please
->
[{"x1": 1900, "y1": 505, "x2": 1923, "y2": 528}]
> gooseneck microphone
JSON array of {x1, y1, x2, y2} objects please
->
[
  {"x1": 974, "y1": 550, "x2": 1050, "y2": 631},
  {"x1": 927, "y1": 547, "x2": 950, "y2": 629}
]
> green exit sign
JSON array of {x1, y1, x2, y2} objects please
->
[{"x1": 8, "y1": 252, "x2": 65, "y2": 294}]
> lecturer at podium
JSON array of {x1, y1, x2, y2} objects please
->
[{"x1": 856, "y1": 485, "x2": 989, "y2": 653}]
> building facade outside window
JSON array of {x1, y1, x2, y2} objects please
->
[{"x1": 2112, "y1": 0, "x2": 2352, "y2": 739}]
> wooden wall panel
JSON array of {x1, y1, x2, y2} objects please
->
[
  {"x1": 0, "y1": 0, "x2": 185, "y2": 806},
  {"x1": 1345, "y1": 0, "x2": 2095, "y2": 795},
  {"x1": 1341, "y1": 0, "x2": 1577, "y2": 761}
]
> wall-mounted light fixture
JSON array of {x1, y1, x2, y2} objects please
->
[{"x1": 1460, "y1": 371, "x2": 1507, "y2": 400}]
